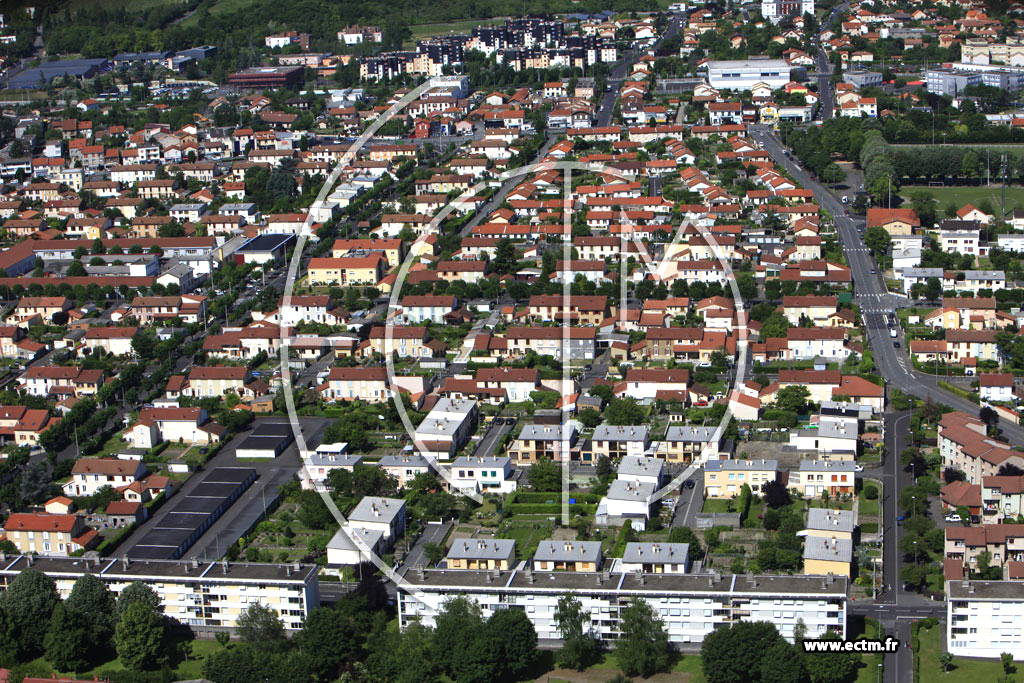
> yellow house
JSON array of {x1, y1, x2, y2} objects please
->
[
  {"x1": 446, "y1": 539, "x2": 515, "y2": 570},
  {"x1": 803, "y1": 536, "x2": 853, "y2": 577},
  {"x1": 307, "y1": 254, "x2": 385, "y2": 286},
  {"x1": 703, "y1": 458, "x2": 778, "y2": 498},
  {"x1": 866, "y1": 208, "x2": 920, "y2": 236},
  {"x1": 3, "y1": 512, "x2": 98, "y2": 556}
]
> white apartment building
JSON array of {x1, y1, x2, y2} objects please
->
[
  {"x1": 948, "y1": 580, "x2": 1024, "y2": 660},
  {"x1": 400, "y1": 570, "x2": 847, "y2": 645},
  {"x1": 0, "y1": 556, "x2": 319, "y2": 634}
]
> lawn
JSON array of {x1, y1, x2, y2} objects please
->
[
  {"x1": 32, "y1": 637, "x2": 223, "y2": 681},
  {"x1": 901, "y1": 185, "x2": 1024, "y2": 215},
  {"x1": 586, "y1": 651, "x2": 706, "y2": 680},
  {"x1": 409, "y1": 18, "x2": 506, "y2": 42},
  {"x1": 497, "y1": 522, "x2": 552, "y2": 559},
  {"x1": 859, "y1": 495, "x2": 880, "y2": 517},
  {"x1": 917, "y1": 621, "x2": 1007, "y2": 682},
  {"x1": 701, "y1": 498, "x2": 734, "y2": 514}
]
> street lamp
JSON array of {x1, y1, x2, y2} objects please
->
[
  {"x1": 912, "y1": 495, "x2": 917, "y2": 518},
  {"x1": 914, "y1": 540, "x2": 918, "y2": 564},
  {"x1": 878, "y1": 663, "x2": 883, "y2": 683}
]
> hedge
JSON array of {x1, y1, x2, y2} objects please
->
[
  {"x1": 97, "y1": 522, "x2": 137, "y2": 557},
  {"x1": 509, "y1": 492, "x2": 602, "y2": 504},
  {"x1": 506, "y1": 503, "x2": 598, "y2": 515}
]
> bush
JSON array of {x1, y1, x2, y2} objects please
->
[{"x1": 863, "y1": 483, "x2": 879, "y2": 500}]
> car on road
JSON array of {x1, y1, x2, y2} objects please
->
[
  {"x1": 584, "y1": 364, "x2": 592, "y2": 371},
  {"x1": 897, "y1": 515, "x2": 905, "y2": 525},
  {"x1": 945, "y1": 513, "x2": 963, "y2": 523},
  {"x1": 893, "y1": 341, "x2": 900, "y2": 348},
  {"x1": 684, "y1": 480, "x2": 695, "y2": 489},
  {"x1": 853, "y1": 464, "x2": 864, "y2": 472},
  {"x1": 870, "y1": 269, "x2": 877, "y2": 274}
]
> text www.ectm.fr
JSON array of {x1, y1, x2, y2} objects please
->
[{"x1": 802, "y1": 638, "x2": 901, "y2": 654}]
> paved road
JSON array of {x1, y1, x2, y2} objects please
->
[
  {"x1": 811, "y1": 0, "x2": 850, "y2": 120},
  {"x1": 757, "y1": 126, "x2": 1024, "y2": 445},
  {"x1": 459, "y1": 135, "x2": 559, "y2": 237},
  {"x1": 401, "y1": 519, "x2": 453, "y2": 570},
  {"x1": 469, "y1": 417, "x2": 513, "y2": 461},
  {"x1": 595, "y1": 11, "x2": 687, "y2": 128}
]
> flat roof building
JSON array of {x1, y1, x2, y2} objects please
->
[
  {"x1": 399, "y1": 569, "x2": 847, "y2": 645},
  {"x1": 704, "y1": 59, "x2": 791, "y2": 90},
  {"x1": 0, "y1": 555, "x2": 318, "y2": 634},
  {"x1": 227, "y1": 66, "x2": 305, "y2": 90}
]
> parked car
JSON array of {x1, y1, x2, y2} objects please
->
[
  {"x1": 945, "y1": 513, "x2": 963, "y2": 523},
  {"x1": 684, "y1": 480, "x2": 696, "y2": 489}
]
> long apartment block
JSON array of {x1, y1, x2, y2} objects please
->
[
  {"x1": 0, "y1": 555, "x2": 319, "y2": 632},
  {"x1": 399, "y1": 568, "x2": 847, "y2": 645}
]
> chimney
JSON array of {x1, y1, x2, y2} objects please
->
[
  {"x1": 222, "y1": 560, "x2": 228, "y2": 574},
  {"x1": 121, "y1": 557, "x2": 128, "y2": 570},
  {"x1": 417, "y1": 565, "x2": 425, "y2": 580}
]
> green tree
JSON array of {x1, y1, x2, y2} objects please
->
[
  {"x1": 760, "y1": 311, "x2": 791, "y2": 338},
  {"x1": 615, "y1": 598, "x2": 672, "y2": 678},
  {"x1": 939, "y1": 651, "x2": 954, "y2": 673},
  {"x1": 490, "y1": 237, "x2": 517, "y2": 275},
  {"x1": 528, "y1": 457, "x2": 562, "y2": 492},
  {"x1": 44, "y1": 602, "x2": 90, "y2": 672},
  {"x1": 115, "y1": 601, "x2": 165, "y2": 671},
  {"x1": 297, "y1": 599, "x2": 371, "y2": 681},
  {"x1": 864, "y1": 226, "x2": 891, "y2": 259},
  {"x1": 554, "y1": 594, "x2": 597, "y2": 670},
  {"x1": 701, "y1": 621, "x2": 786, "y2": 683},
  {"x1": 66, "y1": 573, "x2": 116, "y2": 651},
  {"x1": 116, "y1": 581, "x2": 161, "y2": 616},
  {"x1": 667, "y1": 525, "x2": 703, "y2": 558},
  {"x1": 804, "y1": 631, "x2": 858, "y2": 683},
  {"x1": 605, "y1": 397, "x2": 645, "y2": 425},
  {"x1": 2, "y1": 569, "x2": 58, "y2": 658},
  {"x1": 578, "y1": 408, "x2": 603, "y2": 428},
  {"x1": 775, "y1": 385, "x2": 811, "y2": 414},
  {"x1": 237, "y1": 602, "x2": 286, "y2": 644},
  {"x1": 484, "y1": 607, "x2": 537, "y2": 679},
  {"x1": 760, "y1": 639, "x2": 805, "y2": 683}
]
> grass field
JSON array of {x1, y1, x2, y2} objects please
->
[
  {"x1": 917, "y1": 621, "x2": 1007, "y2": 682},
  {"x1": 409, "y1": 18, "x2": 505, "y2": 42},
  {"x1": 701, "y1": 498, "x2": 734, "y2": 513},
  {"x1": 901, "y1": 185, "x2": 1024, "y2": 215},
  {"x1": 24, "y1": 637, "x2": 222, "y2": 681}
]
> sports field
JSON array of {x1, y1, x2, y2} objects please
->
[{"x1": 901, "y1": 185, "x2": 1024, "y2": 216}]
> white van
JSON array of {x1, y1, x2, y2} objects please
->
[{"x1": 889, "y1": 328, "x2": 898, "y2": 338}]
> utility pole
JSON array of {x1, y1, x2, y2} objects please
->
[
  {"x1": 987, "y1": 148, "x2": 991, "y2": 187},
  {"x1": 1002, "y1": 154, "x2": 1008, "y2": 218}
]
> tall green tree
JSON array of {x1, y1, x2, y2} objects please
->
[
  {"x1": 2, "y1": 569, "x2": 58, "y2": 658},
  {"x1": 803, "y1": 632, "x2": 858, "y2": 683},
  {"x1": 66, "y1": 573, "x2": 116, "y2": 648},
  {"x1": 490, "y1": 237, "x2": 517, "y2": 275},
  {"x1": 554, "y1": 594, "x2": 597, "y2": 670},
  {"x1": 701, "y1": 621, "x2": 787, "y2": 683},
  {"x1": 527, "y1": 457, "x2": 562, "y2": 492},
  {"x1": 44, "y1": 602, "x2": 90, "y2": 672},
  {"x1": 864, "y1": 226, "x2": 891, "y2": 259},
  {"x1": 760, "y1": 639, "x2": 805, "y2": 683},
  {"x1": 114, "y1": 601, "x2": 165, "y2": 671},
  {"x1": 615, "y1": 599, "x2": 672, "y2": 678},
  {"x1": 116, "y1": 581, "x2": 161, "y2": 616},
  {"x1": 237, "y1": 602, "x2": 286, "y2": 644}
]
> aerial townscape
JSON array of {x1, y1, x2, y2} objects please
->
[{"x1": 2, "y1": 0, "x2": 1024, "y2": 681}]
